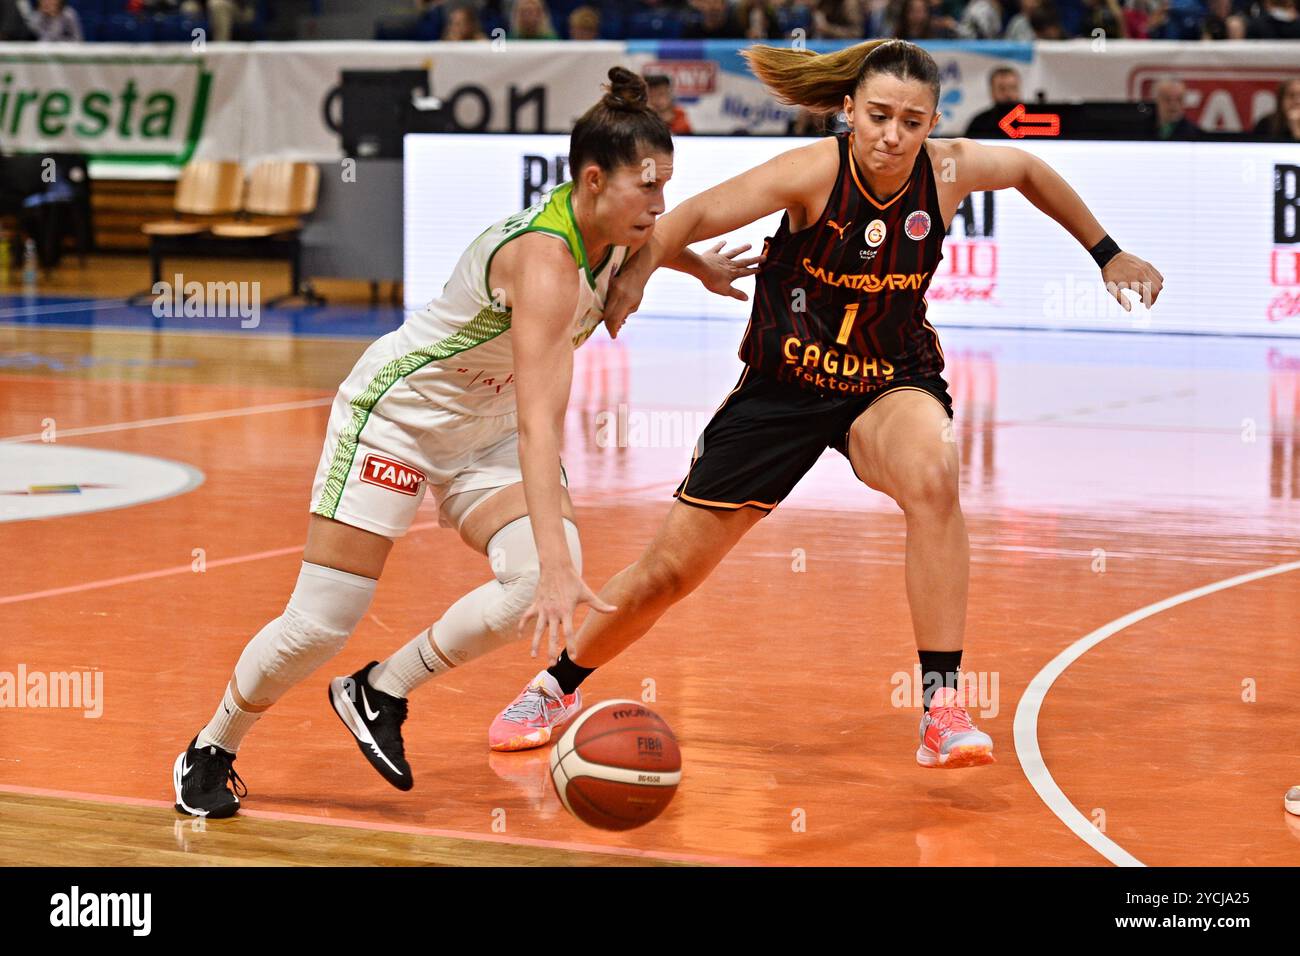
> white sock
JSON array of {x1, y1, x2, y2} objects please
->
[
  {"x1": 369, "y1": 518, "x2": 581, "y2": 698},
  {"x1": 369, "y1": 626, "x2": 454, "y2": 698},
  {"x1": 196, "y1": 684, "x2": 261, "y2": 754}
]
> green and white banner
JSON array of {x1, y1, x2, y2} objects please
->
[{"x1": 0, "y1": 40, "x2": 1291, "y2": 177}]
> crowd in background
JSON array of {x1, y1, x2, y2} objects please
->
[
  {"x1": 415, "y1": 0, "x2": 1299, "y2": 42},
  {"x1": 0, "y1": 0, "x2": 1292, "y2": 140},
  {"x1": 0, "y1": 0, "x2": 1295, "y2": 41}
]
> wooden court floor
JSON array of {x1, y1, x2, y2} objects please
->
[{"x1": 1, "y1": 305, "x2": 1298, "y2": 867}]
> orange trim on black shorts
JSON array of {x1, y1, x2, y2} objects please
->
[
  {"x1": 676, "y1": 367, "x2": 772, "y2": 511},
  {"x1": 675, "y1": 490, "x2": 778, "y2": 512}
]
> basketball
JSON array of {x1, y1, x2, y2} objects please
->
[{"x1": 549, "y1": 700, "x2": 682, "y2": 831}]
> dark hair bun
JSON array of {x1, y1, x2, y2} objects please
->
[{"x1": 602, "y1": 66, "x2": 649, "y2": 112}]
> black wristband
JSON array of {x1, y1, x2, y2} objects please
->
[{"x1": 1089, "y1": 234, "x2": 1121, "y2": 269}]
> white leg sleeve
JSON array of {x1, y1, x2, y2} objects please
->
[
  {"x1": 231, "y1": 562, "x2": 376, "y2": 708},
  {"x1": 368, "y1": 517, "x2": 581, "y2": 699}
]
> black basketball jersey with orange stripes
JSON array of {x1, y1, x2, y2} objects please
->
[{"x1": 740, "y1": 132, "x2": 946, "y2": 396}]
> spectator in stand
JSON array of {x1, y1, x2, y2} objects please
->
[
  {"x1": 509, "y1": 0, "x2": 559, "y2": 38},
  {"x1": 861, "y1": 0, "x2": 890, "y2": 35},
  {"x1": 206, "y1": 0, "x2": 257, "y2": 41},
  {"x1": 443, "y1": 2, "x2": 487, "y2": 38},
  {"x1": 812, "y1": 0, "x2": 865, "y2": 38},
  {"x1": 15, "y1": 0, "x2": 81, "y2": 40},
  {"x1": 1201, "y1": 0, "x2": 1248, "y2": 37},
  {"x1": 956, "y1": 0, "x2": 1005, "y2": 36},
  {"x1": 1123, "y1": 0, "x2": 1172, "y2": 38},
  {"x1": 888, "y1": 0, "x2": 957, "y2": 36},
  {"x1": 645, "y1": 73, "x2": 692, "y2": 134},
  {"x1": 964, "y1": 66, "x2": 1022, "y2": 137},
  {"x1": 786, "y1": 106, "x2": 848, "y2": 136},
  {"x1": 1243, "y1": 0, "x2": 1300, "y2": 37},
  {"x1": 136, "y1": 0, "x2": 203, "y2": 15},
  {"x1": 1152, "y1": 78, "x2": 1200, "y2": 140},
  {"x1": 1003, "y1": 0, "x2": 1039, "y2": 37},
  {"x1": 0, "y1": 0, "x2": 30, "y2": 39},
  {"x1": 1079, "y1": 0, "x2": 1128, "y2": 35},
  {"x1": 683, "y1": 0, "x2": 745, "y2": 37},
  {"x1": 567, "y1": 4, "x2": 601, "y2": 38},
  {"x1": 1028, "y1": 2, "x2": 1065, "y2": 34},
  {"x1": 737, "y1": 0, "x2": 785, "y2": 37},
  {"x1": 1253, "y1": 78, "x2": 1300, "y2": 141}
]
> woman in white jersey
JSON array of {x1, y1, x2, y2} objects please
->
[{"x1": 172, "y1": 69, "x2": 760, "y2": 817}]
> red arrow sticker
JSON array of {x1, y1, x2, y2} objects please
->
[{"x1": 998, "y1": 103, "x2": 1061, "y2": 139}]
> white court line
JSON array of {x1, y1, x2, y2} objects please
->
[
  {"x1": 0, "y1": 397, "x2": 332, "y2": 443},
  {"x1": 1013, "y1": 558, "x2": 1300, "y2": 867},
  {"x1": 0, "y1": 298, "x2": 127, "y2": 320}
]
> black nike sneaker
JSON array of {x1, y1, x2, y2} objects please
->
[
  {"x1": 172, "y1": 735, "x2": 247, "y2": 818},
  {"x1": 329, "y1": 661, "x2": 413, "y2": 791}
]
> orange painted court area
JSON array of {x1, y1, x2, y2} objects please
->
[{"x1": 2, "y1": 320, "x2": 1298, "y2": 866}]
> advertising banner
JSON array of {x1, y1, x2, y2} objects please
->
[{"x1": 405, "y1": 133, "x2": 1300, "y2": 337}]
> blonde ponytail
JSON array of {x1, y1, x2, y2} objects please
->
[{"x1": 742, "y1": 39, "x2": 940, "y2": 113}]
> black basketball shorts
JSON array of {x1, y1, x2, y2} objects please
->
[{"x1": 673, "y1": 367, "x2": 953, "y2": 513}]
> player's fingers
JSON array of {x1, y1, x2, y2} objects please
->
[
  {"x1": 729, "y1": 287, "x2": 749, "y2": 301},
  {"x1": 724, "y1": 243, "x2": 752, "y2": 259},
  {"x1": 708, "y1": 240, "x2": 725, "y2": 254},
  {"x1": 578, "y1": 584, "x2": 618, "y2": 614},
  {"x1": 547, "y1": 615, "x2": 559, "y2": 663},
  {"x1": 733, "y1": 255, "x2": 764, "y2": 268},
  {"x1": 558, "y1": 612, "x2": 575, "y2": 660},
  {"x1": 531, "y1": 609, "x2": 547, "y2": 655}
]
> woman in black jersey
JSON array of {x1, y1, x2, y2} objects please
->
[{"x1": 492, "y1": 39, "x2": 1164, "y2": 767}]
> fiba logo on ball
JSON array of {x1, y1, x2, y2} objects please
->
[{"x1": 549, "y1": 699, "x2": 682, "y2": 830}]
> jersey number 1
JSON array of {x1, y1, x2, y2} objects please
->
[{"x1": 836, "y1": 303, "x2": 860, "y2": 345}]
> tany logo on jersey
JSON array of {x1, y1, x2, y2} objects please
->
[{"x1": 360, "y1": 455, "x2": 425, "y2": 496}]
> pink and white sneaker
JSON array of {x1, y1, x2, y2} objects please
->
[
  {"x1": 916, "y1": 686, "x2": 995, "y2": 768},
  {"x1": 488, "y1": 671, "x2": 582, "y2": 752}
]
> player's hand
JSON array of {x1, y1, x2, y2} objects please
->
[
  {"x1": 1102, "y1": 252, "x2": 1164, "y2": 312},
  {"x1": 696, "y1": 240, "x2": 765, "y2": 301},
  {"x1": 519, "y1": 563, "x2": 617, "y2": 665}
]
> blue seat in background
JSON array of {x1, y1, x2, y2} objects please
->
[
  {"x1": 99, "y1": 14, "x2": 154, "y2": 42},
  {"x1": 413, "y1": 8, "x2": 446, "y2": 40},
  {"x1": 154, "y1": 15, "x2": 209, "y2": 42},
  {"x1": 777, "y1": 5, "x2": 812, "y2": 35},
  {"x1": 66, "y1": 0, "x2": 110, "y2": 16},
  {"x1": 77, "y1": 11, "x2": 101, "y2": 40},
  {"x1": 597, "y1": 1, "x2": 624, "y2": 38},
  {"x1": 625, "y1": 10, "x2": 683, "y2": 38}
]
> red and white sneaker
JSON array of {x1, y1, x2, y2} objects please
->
[
  {"x1": 916, "y1": 686, "x2": 995, "y2": 768},
  {"x1": 488, "y1": 671, "x2": 582, "y2": 752}
]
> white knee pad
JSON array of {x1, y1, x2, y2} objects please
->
[
  {"x1": 234, "y1": 562, "x2": 376, "y2": 707},
  {"x1": 480, "y1": 516, "x2": 582, "y2": 635}
]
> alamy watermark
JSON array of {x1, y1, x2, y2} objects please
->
[
  {"x1": 890, "y1": 664, "x2": 999, "y2": 718},
  {"x1": 49, "y1": 886, "x2": 150, "y2": 936},
  {"x1": 594, "y1": 404, "x2": 710, "y2": 449},
  {"x1": 0, "y1": 664, "x2": 103, "y2": 718},
  {"x1": 152, "y1": 273, "x2": 261, "y2": 329}
]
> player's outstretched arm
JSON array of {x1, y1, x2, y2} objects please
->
[
  {"x1": 946, "y1": 137, "x2": 1164, "y2": 311},
  {"x1": 603, "y1": 140, "x2": 835, "y2": 331},
  {"x1": 508, "y1": 236, "x2": 617, "y2": 660}
]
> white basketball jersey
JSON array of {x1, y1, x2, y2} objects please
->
[{"x1": 389, "y1": 181, "x2": 627, "y2": 417}]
